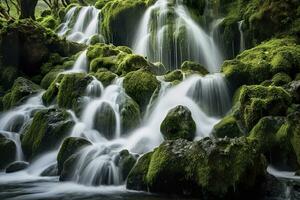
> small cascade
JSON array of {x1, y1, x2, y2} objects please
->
[
  {"x1": 86, "y1": 77, "x2": 104, "y2": 98},
  {"x1": 238, "y1": 20, "x2": 245, "y2": 52},
  {"x1": 66, "y1": 50, "x2": 88, "y2": 73},
  {"x1": 0, "y1": 92, "x2": 45, "y2": 161},
  {"x1": 132, "y1": 0, "x2": 223, "y2": 72},
  {"x1": 57, "y1": 6, "x2": 104, "y2": 44}
]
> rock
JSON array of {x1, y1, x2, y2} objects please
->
[
  {"x1": 127, "y1": 137, "x2": 266, "y2": 197},
  {"x1": 57, "y1": 137, "x2": 91, "y2": 175},
  {"x1": 123, "y1": 69, "x2": 159, "y2": 111},
  {"x1": 88, "y1": 34, "x2": 105, "y2": 45},
  {"x1": 160, "y1": 105, "x2": 196, "y2": 141},
  {"x1": 21, "y1": 108, "x2": 75, "y2": 159},
  {"x1": 0, "y1": 19, "x2": 84, "y2": 76},
  {"x1": 41, "y1": 163, "x2": 58, "y2": 176},
  {"x1": 91, "y1": 70, "x2": 117, "y2": 87},
  {"x1": 2, "y1": 77, "x2": 41, "y2": 110},
  {"x1": 270, "y1": 73, "x2": 292, "y2": 86},
  {"x1": 236, "y1": 85, "x2": 292, "y2": 130},
  {"x1": 222, "y1": 38, "x2": 300, "y2": 87},
  {"x1": 286, "y1": 81, "x2": 300, "y2": 104},
  {"x1": 116, "y1": 149, "x2": 138, "y2": 181},
  {"x1": 212, "y1": 115, "x2": 243, "y2": 138},
  {"x1": 181, "y1": 61, "x2": 209, "y2": 75},
  {"x1": 0, "y1": 135, "x2": 16, "y2": 169},
  {"x1": 5, "y1": 161, "x2": 29, "y2": 173},
  {"x1": 164, "y1": 70, "x2": 183, "y2": 82},
  {"x1": 117, "y1": 95, "x2": 141, "y2": 135},
  {"x1": 117, "y1": 54, "x2": 150, "y2": 75}
]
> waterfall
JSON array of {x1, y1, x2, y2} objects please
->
[
  {"x1": 57, "y1": 6, "x2": 104, "y2": 44},
  {"x1": 238, "y1": 20, "x2": 245, "y2": 52},
  {"x1": 71, "y1": 50, "x2": 88, "y2": 72},
  {"x1": 132, "y1": 0, "x2": 223, "y2": 72},
  {"x1": 0, "y1": 92, "x2": 45, "y2": 162}
]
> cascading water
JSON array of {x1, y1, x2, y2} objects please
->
[
  {"x1": 58, "y1": 6, "x2": 104, "y2": 44},
  {"x1": 132, "y1": 0, "x2": 223, "y2": 72},
  {"x1": 0, "y1": 92, "x2": 45, "y2": 161},
  {"x1": 238, "y1": 20, "x2": 245, "y2": 53}
]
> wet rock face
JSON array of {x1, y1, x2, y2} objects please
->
[
  {"x1": 160, "y1": 105, "x2": 196, "y2": 141},
  {"x1": 127, "y1": 137, "x2": 266, "y2": 198},
  {"x1": 0, "y1": 135, "x2": 16, "y2": 169},
  {"x1": 5, "y1": 161, "x2": 29, "y2": 173},
  {"x1": 21, "y1": 108, "x2": 75, "y2": 160}
]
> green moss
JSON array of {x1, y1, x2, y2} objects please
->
[
  {"x1": 180, "y1": 61, "x2": 209, "y2": 75},
  {"x1": 117, "y1": 54, "x2": 150, "y2": 75},
  {"x1": 123, "y1": 69, "x2": 159, "y2": 111},
  {"x1": 88, "y1": 34, "x2": 105, "y2": 45},
  {"x1": 57, "y1": 137, "x2": 91, "y2": 175},
  {"x1": 270, "y1": 73, "x2": 292, "y2": 86},
  {"x1": 21, "y1": 108, "x2": 74, "y2": 159},
  {"x1": 40, "y1": 70, "x2": 63, "y2": 90},
  {"x1": 39, "y1": 15, "x2": 59, "y2": 30},
  {"x1": 3, "y1": 77, "x2": 41, "y2": 110},
  {"x1": 95, "y1": 0, "x2": 110, "y2": 9},
  {"x1": 91, "y1": 70, "x2": 117, "y2": 87},
  {"x1": 160, "y1": 105, "x2": 196, "y2": 141},
  {"x1": 57, "y1": 73, "x2": 93, "y2": 112},
  {"x1": 42, "y1": 74, "x2": 64, "y2": 106},
  {"x1": 236, "y1": 85, "x2": 292, "y2": 130},
  {"x1": 222, "y1": 37, "x2": 300, "y2": 87},
  {"x1": 212, "y1": 115, "x2": 243, "y2": 138},
  {"x1": 164, "y1": 70, "x2": 183, "y2": 82},
  {"x1": 127, "y1": 137, "x2": 266, "y2": 197}
]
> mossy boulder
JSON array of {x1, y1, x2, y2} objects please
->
[
  {"x1": 57, "y1": 137, "x2": 91, "y2": 175},
  {"x1": 117, "y1": 54, "x2": 150, "y2": 75},
  {"x1": 160, "y1": 105, "x2": 196, "y2": 141},
  {"x1": 117, "y1": 95, "x2": 141, "y2": 134},
  {"x1": 42, "y1": 73, "x2": 65, "y2": 106},
  {"x1": 235, "y1": 85, "x2": 292, "y2": 130},
  {"x1": 3, "y1": 77, "x2": 41, "y2": 110},
  {"x1": 164, "y1": 70, "x2": 183, "y2": 82},
  {"x1": 123, "y1": 69, "x2": 159, "y2": 111},
  {"x1": 0, "y1": 19, "x2": 84, "y2": 76},
  {"x1": 116, "y1": 149, "x2": 138, "y2": 181},
  {"x1": 181, "y1": 61, "x2": 209, "y2": 75},
  {"x1": 270, "y1": 73, "x2": 292, "y2": 86},
  {"x1": 39, "y1": 15, "x2": 58, "y2": 30},
  {"x1": 91, "y1": 70, "x2": 117, "y2": 87},
  {"x1": 21, "y1": 108, "x2": 75, "y2": 159},
  {"x1": 0, "y1": 135, "x2": 16, "y2": 169},
  {"x1": 127, "y1": 137, "x2": 266, "y2": 197},
  {"x1": 212, "y1": 115, "x2": 243, "y2": 138},
  {"x1": 222, "y1": 37, "x2": 300, "y2": 87}
]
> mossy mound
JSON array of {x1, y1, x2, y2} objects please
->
[
  {"x1": 123, "y1": 69, "x2": 159, "y2": 111},
  {"x1": 2, "y1": 77, "x2": 41, "y2": 110},
  {"x1": 127, "y1": 137, "x2": 266, "y2": 197},
  {"x1": 116, "y1": 149, "x2": 137, "y2": 181},
  {"x1": 42, "y1": 73, "x2": 93, "y2": 113},
  {"x1": 0, "y1": 19, "x2": 84, "y2": 76},
  {"x1": 180, "y1": 61, "x2": 209, "y2": 76},
  {"x1": 164, "y1": 70, "x2": 183, "y2": 82},
  {"x1": 235, "y1": 85, "x2": 292, "y2": 130},
  {"x1": 222, "y1": 37, "x2": 300, "y2": 87},
  {"x1": 0, "y1": 135, "x2": 16, "y2": 169},
  {"x1": 21, "y1": 108, "x2": 74, "y2": 159},
  {"x1": 91, "y1": 70, "x2": 117, "y2": 87},
  {"x1": 57, "y1": 137, "x2": 91, "y2": 175},
  {"x1": 160, "y1": 105, "x2": 196, "y2": 141},
  {"x1": 87, "y1": 43, "x2": 154, "y2": 76},
  {"x1": 212, "y1": 115, "x2": 243, "y2": 138}
]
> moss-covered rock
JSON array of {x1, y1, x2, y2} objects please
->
[
  {"x1": 39, "y1": 15, "x2": 59, "y2": 30},
  {"x1": 236, "y1": 85, "x2": 292, "y2": 130},
  {"x1": 164, "y1": 70, "x2": 183, "y2": 82},
  {"x1": 270, "y1": 73, "x2": 292, "y2": 86},
  {"x1": 212, "y1": 115, "x2": 243, "y2": 138},
  {"x1": 116, "y1": 149, "x2": 137, "y2": 181},
  {"x1": 57, "y1": 137, "x2": 91, "y2": 175},
  {"x1": 127, "y1": 137, "x2": 266, "y2": 197},
  {"x1": 3, "y1": 77, "x2": 41, "y2": 110},
  {"x1": 180, "y1": 61, "x2": 209, "y2": 75},
  {"x1": 91, "y1": 70, "x2": 117, "y2": 87},
  {"x1": 123, "y1": 69, "x2": 159, "y2": 111},
  {"x1": 0, "y1": 135, "x2": 16, "y2": 169},
  {"x1": 222, "y1": 37, "x2": 300, "y2": 87},
  {"x1": 286, "y1": 81, "x2": 300, "y2": 104},
  {"x1": 160, "y1": 105, "x2": 196, "y2": 141},
  {"x1": 117, "y1": 54, "x2": 150, "y2": 75},
  {"x1": 21, "y1": 108, "x2": 74, "y2": 159},
  {"x1": 0, "y1": 19, "x2": 84, "y2": 76},
  {"x1": 42, "y1": 73, "x2": 64, "y2": 106}
]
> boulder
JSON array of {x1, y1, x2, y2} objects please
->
[
  {"x1": 212, "y1": 115, "x2": 243, "y2": 138},
  {"x1": 5, "y1": 161, "x2": 29, "y2": 173},
  {"x1": 0, "y1": 135, "x2": 16, "y2": 169}
]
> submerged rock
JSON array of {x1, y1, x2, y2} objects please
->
[
  {"x1": 21, "y1": 108, "x2": 75, "y2": 159},
  {"x1": 160, "y1": 105, "x2": 196, "y2": 141},
  {"x1": 57, "y1": 137, "x2": 91, "y2": 175},
  {"x1": 5, "y1": 161, "x2": 29, "y2": 173},
  {"x1": 127, "y1": 137, "x2": 266, "y2": 198},
  {"x1": 0, "y1": 135, "x2": 16, "y2": 169}
]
